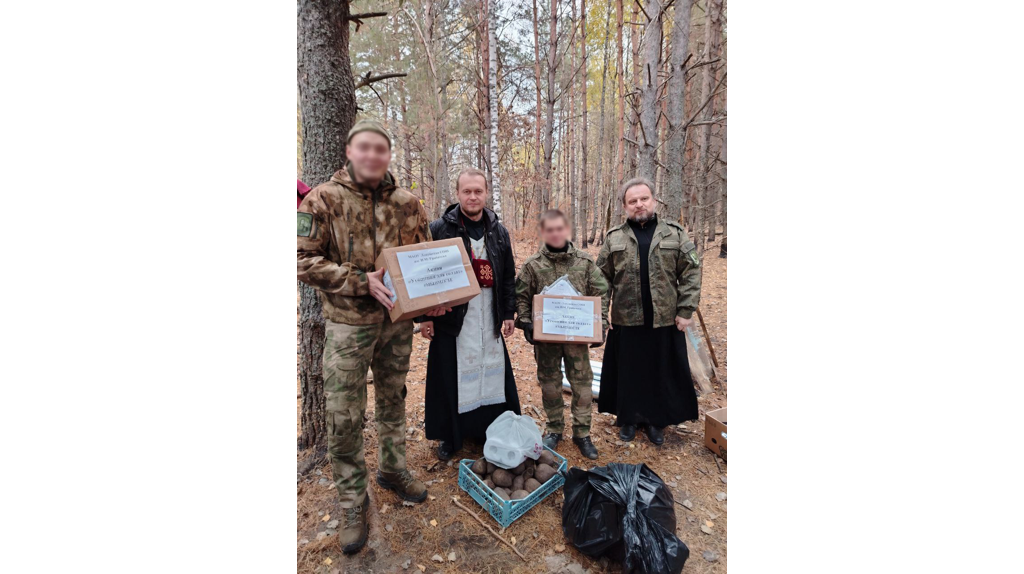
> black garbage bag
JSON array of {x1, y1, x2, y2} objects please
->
[{"x1": 561, "y1": 463, "x2": 689, "y2": 574}]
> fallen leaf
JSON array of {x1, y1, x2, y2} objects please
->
[
  {"x1": 417, "y1": 564, "x2": 426, "y2": 572},
  {"x1": 323, "y1": 557, "x2": 333, "y2": 565},
  {"x1": 511, "y1": 536, "x2": 517, "y2": 545},
  {"x1": 321, "y1": 514, "x2": 330, "y2": 522},
  {"x1": 402, "y1": 500, "x2": 416, "y2": 507},
  {"x1": 705, "y1": 520, "x2": 715, "y2": 528},
  {"x1": 429, "y1": 495, "x2": 436, "y2": 501},
  {"x1": 703, "y1": 550, "x2": 719, "y2": 562},
  {"x1": 720, "y1": 475, "x2": 727, "y2": 484},
  {"x1": 716, "y1": 492, "x2": 727, "y2": 501},
  {"x1": 402, "y1": 559, "x2": 412, "y2": 570},
  {"x1": 554, "y1": 544, "x2": 565, "y2": 553},
  {"x1": 432, "y1": 554, "x2": 444, "y2": 563},
  {"x1": 380, "y1": 504, "x2": 391, "y2": 515},
  {"x1": 430, "y1": 519, "x2": 438, "y2": 527},
  {"x1": 447, "y1": 552, "x2": 456, "y2": 562},
  {"x1": 681, "y1": 499, "x2": 693, "y2": 510},
  {"x1": 700, "y1": 524, "x2": 713, "y2": 535}
]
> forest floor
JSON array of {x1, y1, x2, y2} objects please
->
[{"x1": 297, "y1": 235, "x2": 727, "y2": 574}]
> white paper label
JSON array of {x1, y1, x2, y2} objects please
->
[
  {"x1": 541, "y1": 299, "x2": 595, "y2": 337},
  {"x1": 396, "y1": 245, "x2": 470, "y2": 299}
]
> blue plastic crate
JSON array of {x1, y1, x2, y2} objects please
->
[{"x1": 457, "y1": 447, "x2": 568, "y2": 528}]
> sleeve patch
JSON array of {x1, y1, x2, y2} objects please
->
[
  {"x1": 297, "y1": 212, "x2": 314, "y2": 237},
  {"x1": 688, "y1": 249, "x2": 700, "y2": 266}
]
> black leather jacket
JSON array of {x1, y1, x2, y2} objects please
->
[{"x1": 422, "y1": 203, "x2": 516, "y2": 338}]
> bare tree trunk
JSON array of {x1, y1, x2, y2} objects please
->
[
  {"x1": 480, "y1": 0, "x2": 492, "y2": 189},
  {"x1": 579, "y1": 0, "x2": 589, "y2": 247},
  {"x1": 690, "y1": 0, "x2": 722, "y2": 255},
  {"x1": 665, "y1": 0, "x2": 693, "y2": 224},
  {"x1": 625, "y1": 0, "x2": 641, "y2": 178},
  {"x1": 296, "y1": 0, "x2": 357, "y2": 460},
  {"x1": 542, "y1": 0, "x2": 559, "y2": 211},
  {"x1": 636, "y1": 0, "x2": 662, "y2": 181},
  {"x1": 532, "y1": 0, "x2": 544, "y2": 218},
  {"x1": 568, "y1": 0, "x2": 578, "y2": 241},
  {"x1": 720, "y1": 126, "x2": 727, "y2": 237},
  {"x1": 487, "y1": 0, "x2": 502, "y2": 218},
  {"x1": 612, "y1": 0, "x2": 625, "y2": 225},
  {"x1": 588, "y1": 1, "x2": 611, "y2": 245}
]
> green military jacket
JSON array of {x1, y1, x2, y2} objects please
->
[
  {"x1": 514, "y1": 242, "x2": 610, "y2": 331},
  {"x1": 297, "y1": 164, "x2": 431, "y2": 325},
  {"x1": 595, "y1": 218, "x2": 701, "y2": 328}
]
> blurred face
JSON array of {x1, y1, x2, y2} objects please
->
[
  {"x1": 623, "y1": 184, "x2": 656, "y2": 223},
  {"x1": 457, "y1": 173, "x2": 487, "y2": 217},
  {"x1": 540, "y1": 216, "x2": 569, "y2": 248},
  {"x1": 345, "y1": 131, "x2": 391, "y2": 183}
]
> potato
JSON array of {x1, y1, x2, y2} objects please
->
[
  {"x1": 491, "y1": 468, "x2": 514, "y2": 488},
  {"x1": 471, "y1": 458, "x2": 487, "y2": 476},
  {"x1": 534, "y1": 463, "x2": 557, "y2": 483},
  {"x1": 525, "y1": 478, "x2": 542, "y2": 493},
  {"x1": 512, "y1": 475, "x2": 524, "y2": 492},
  {"x1": 484, "y1": 478, "x2": 495, "y2": 490},
  {"x1": 511, "y1": 489, "x2": 530, "y2": 500},
  {"x1": 537, "y1": 450, "x2": 556, "y2": 467},
  {"x1": 523, "y1": 465, "x2": 535, "y2": 480},
  {"x1": 494, "y1": 487, "x2": 510, "y2": 501},
  {"x1": 511, "y1": 460, "x2": 526, "y2": 475},
  {"x1": 524, "y1": 458, "x2": 536, "y2": 470},
  {"x1": 485, "y1": 461, "x2": 497, "y2": 474}
]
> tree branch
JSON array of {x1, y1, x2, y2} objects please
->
[{"x1": 355, "y1": 72, "x2": 408, "y2": 90}]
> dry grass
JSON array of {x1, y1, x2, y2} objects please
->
[{"x1": 297, "y1": 236, "x2": 727, "y2": 573}]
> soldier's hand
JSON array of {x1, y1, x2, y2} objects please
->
[
  {"x1": 425, "y1": 305, "x2": 451, "y2": 317},
  {"x1": 420, "y1": 321, "x2": 435, "y2": 340},
  {"x1": 590, "y1": 327, "x2": 608, "y2": 348},
  {"x1": 675, "y1": 316, "x2": 692, "y2": 331},
  {"x1": 522, "y1": 323, "x2": 535, "y2": 345},
  {"x1": 367, "y1": 268, "x2": 394, "y2": 310},
  {"x1": 502, "y1": 320, "x2": 515, "y2": 338}
]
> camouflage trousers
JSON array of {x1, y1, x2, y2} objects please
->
[
  {"x1": 323, "y1": 316, "x2": 413, "y2": 508},
  {"x1": 534, "y1": 342, "x2": 593, "y2": 438}
]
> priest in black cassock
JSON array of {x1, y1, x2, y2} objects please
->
[
  {"x1": 595, "y1": 177, "x2": 702, "y2": 445},
  {"x1": 418, "y1": 167, "x2": 520, "y2": 461}
]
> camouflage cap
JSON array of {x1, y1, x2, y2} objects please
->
[{"x1": 347, "y1": 119, "x2": 392, "y2": 149}]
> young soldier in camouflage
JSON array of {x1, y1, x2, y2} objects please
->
[
  {"x1": 297, "y1": 119, "x2": 444, "y2": 554},
  {"x1": 515, "y1": 210, "x2": 609, "y2": 459}
]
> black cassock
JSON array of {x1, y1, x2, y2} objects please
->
[
  {"x1": 422, "y1": 210, "x2": 520, "y2": 453},
  {"x1": 597, "y1": 215, "x2": 698, "y2": 428},
  {"x1": 424, "y1": 334, "x2": 520, "y2": 452}
]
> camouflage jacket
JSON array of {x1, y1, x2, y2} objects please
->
[
  {"x1": 297, "y1": 164, "x2": 431, "y2": 325},
  {"x1": 514, "y1": 242, "x2": 610, "y2": 331},
  {"x1": 595, "y1": 218, "x2": 701, "y2": 327}
]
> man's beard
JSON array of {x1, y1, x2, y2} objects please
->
[{"x1": 629, "y1": 210, "x2": 654, "y2": 224}]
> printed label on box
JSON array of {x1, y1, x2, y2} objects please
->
[
  {"x1": 541, "y1": 299, "x2": 595, "y2": 337},
  {"x1": 397, "y1": 245, "x2": 471, "y2": 299}
]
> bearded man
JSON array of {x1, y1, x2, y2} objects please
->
[{"x1": 595, "y1": 177, "x2": 702, "y2": 445}]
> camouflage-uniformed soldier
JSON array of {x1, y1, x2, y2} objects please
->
[
  {"x1": 515, "y1": 209, "x2": 609, "y2": 460},
  {"x1": 297, "y1": 119, "x2": 439, "y2": 554}
]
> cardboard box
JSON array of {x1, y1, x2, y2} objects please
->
[
  {"x1": 532, "y1": 294, "x2": 603, "y2": 344},
  {"x1": 705, "y1": 407, "x2": 727, "y2": 458},
  {"x1": 375, "y1": 238, "x2": 481, "y2": 322}
]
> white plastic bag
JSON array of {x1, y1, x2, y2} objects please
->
[{"x1": 483, "y1": 411, "x2": 544, "y2": 469}]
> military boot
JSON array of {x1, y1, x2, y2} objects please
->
[
  {"x1": 572, "y1": 436, "x2": 598, "y2": 460},
  {"x1": 376, "y1": 469, "x2": 428, "y2": 503},
  {"x1": 543, "y1": 433, "x2": 562, "y2": 450},
  {"x1": 338, "y1": 502, "x2": 368, "y2": 554}
]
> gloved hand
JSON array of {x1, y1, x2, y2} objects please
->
[{"x1": 522, "y1": 322, "x2": 535, "y2": 345}]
